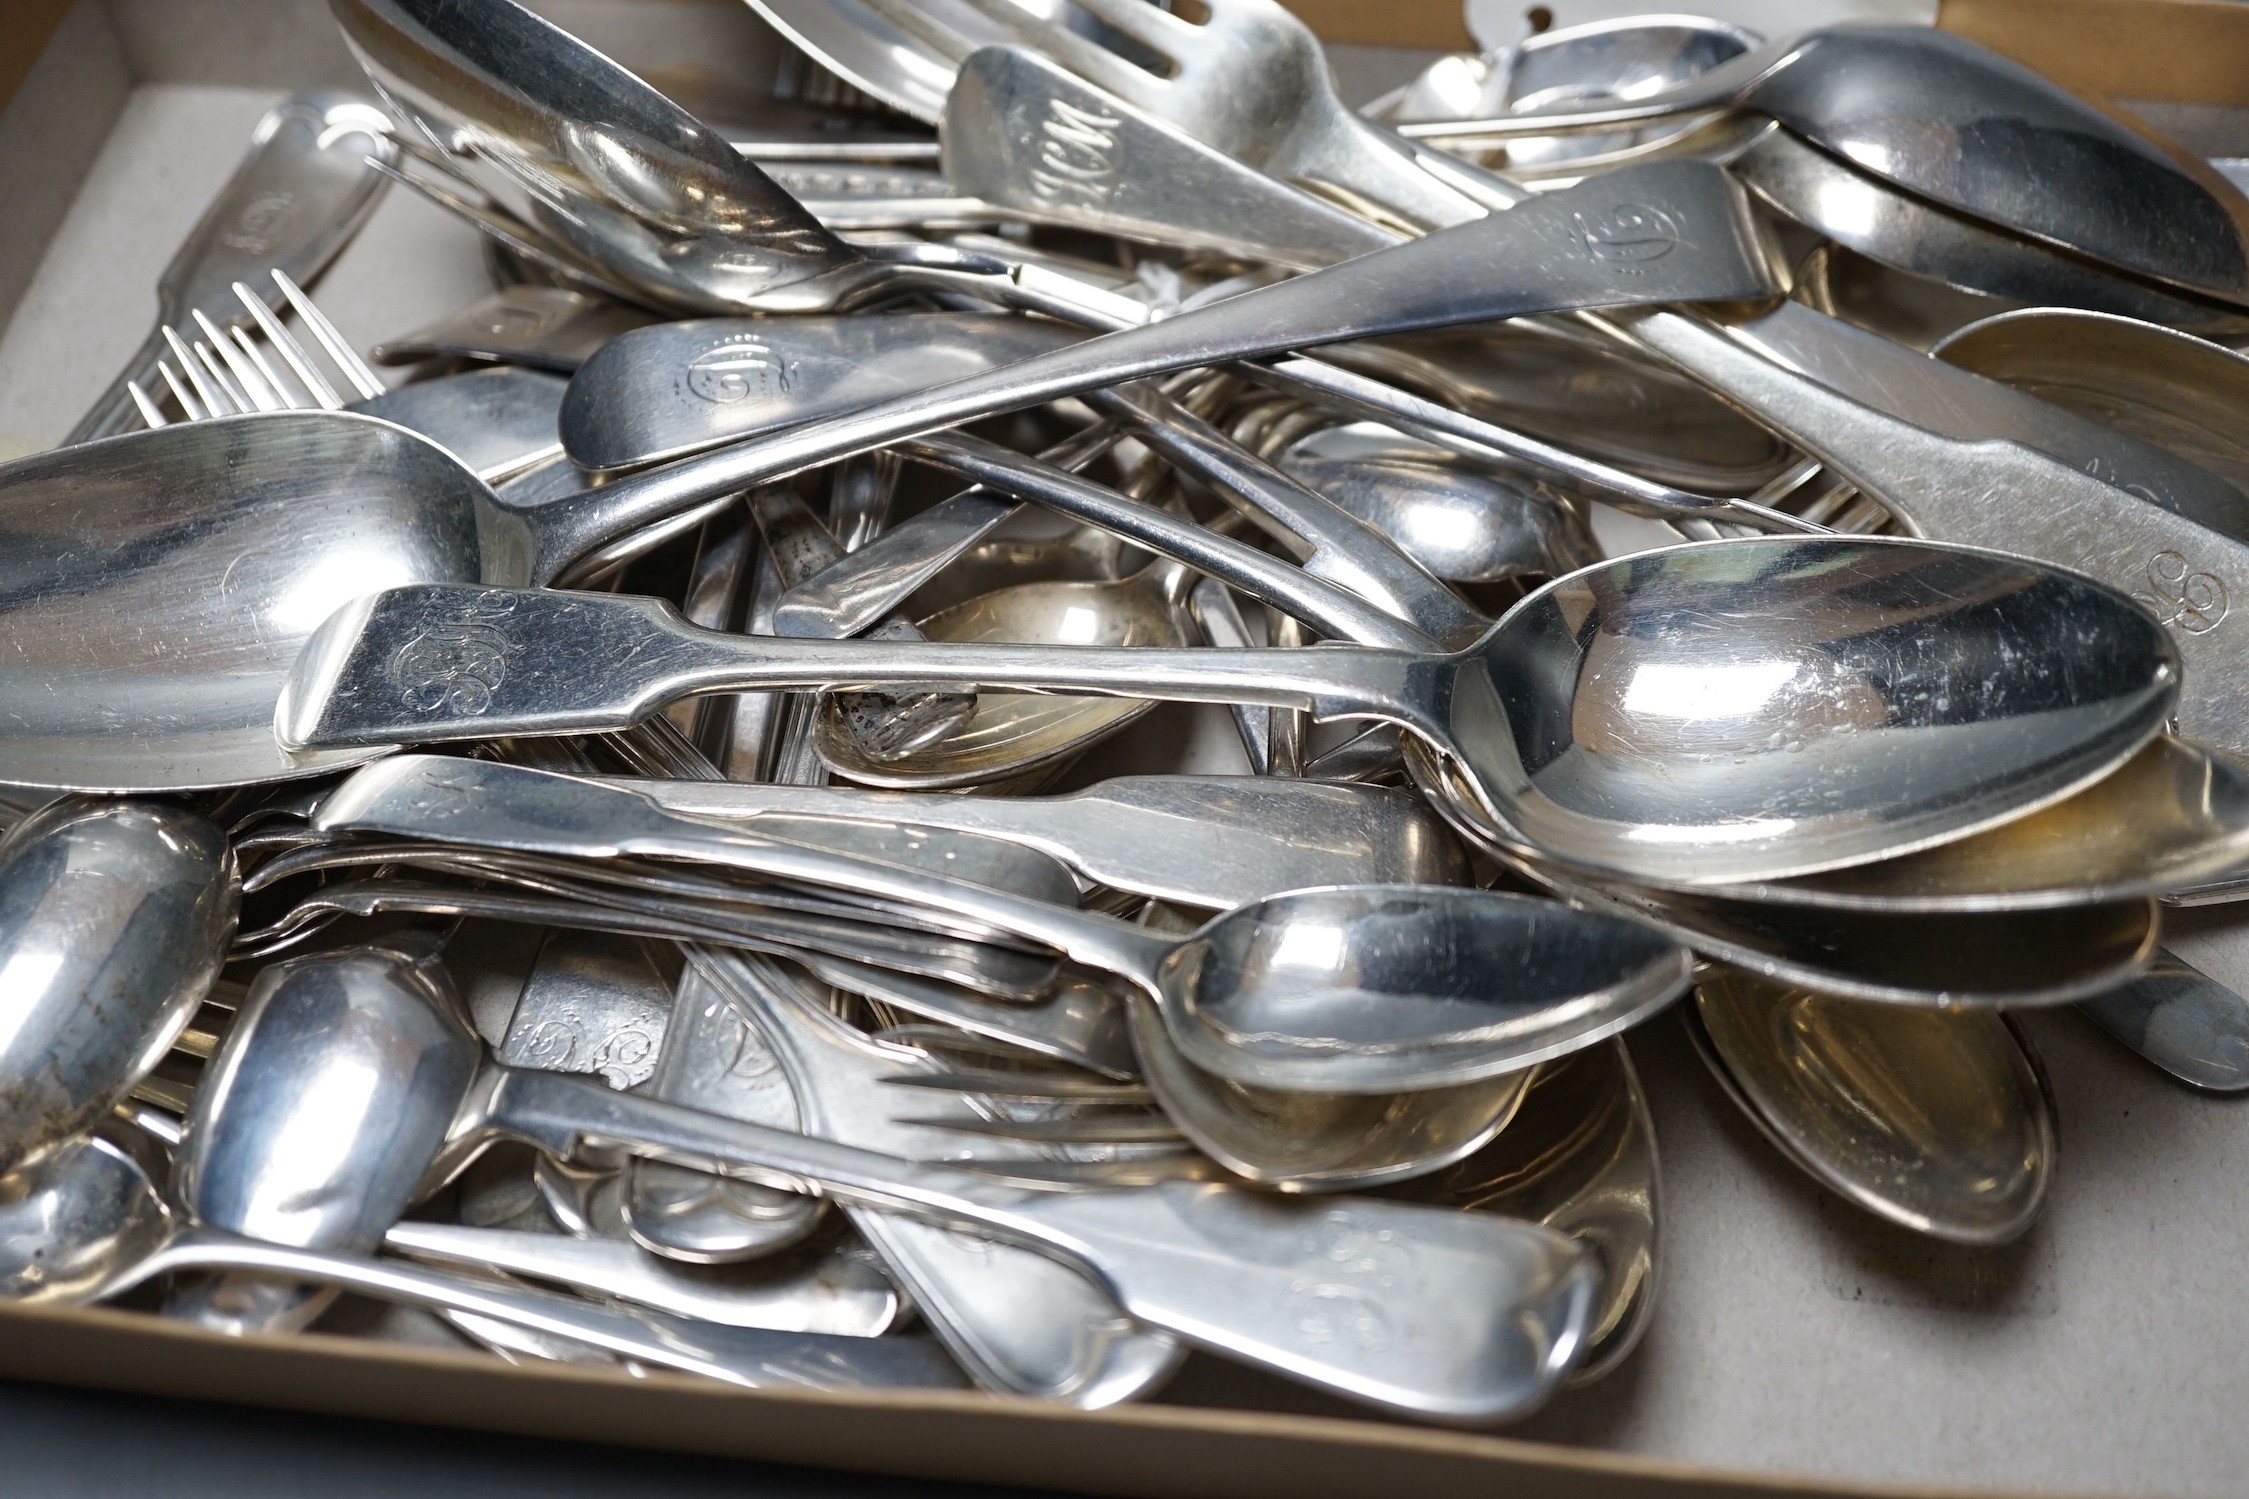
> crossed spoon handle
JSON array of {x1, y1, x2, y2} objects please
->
[
  {"x1": 281, "y1": 586, "x2": 1442, "y2": 755},
  {"x1": 492, "y1": 157, "x2": 1781, "y2": 585}
]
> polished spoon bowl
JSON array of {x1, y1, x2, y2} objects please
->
[
  {"x1": 1687, "y1": 966, "x2": 2056, "y2": 1245},
  {"x1": 307, "y1": 755, "x2": 1695, "y2": 1095},
  {"x1": 281, "y1": 535, "x2": 2181, "y2": 893}
]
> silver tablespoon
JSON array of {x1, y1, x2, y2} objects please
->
[
  {"x1": 0, "y1": 154, "x2": 1782, "y2": 796},
  {"x1": 200, "y1": 944, "x2": 1598, "y2": 1423},
  {"x1": 284, "y1": 533, "x2": 2180, "y2": 893},
  {"x1": 308, "y1": 756, "x2": 1693, "y2": 1096}
]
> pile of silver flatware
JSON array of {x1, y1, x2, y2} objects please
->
[{"x1": 3, "y1": 0, "x2": 2248, "y2": 1427}]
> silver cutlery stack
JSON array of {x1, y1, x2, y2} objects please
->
[{"x1": 4, "y1": 0, "x2": 2249, "y2": 1434}]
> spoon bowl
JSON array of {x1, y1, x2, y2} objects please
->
[
  {"x1": 1689, "y1": 966, "x2": 2055, "y2": 1244},
  {"x1": 0, "y1": 799, "x2": 236, "y2": 1173},
  {"x1": 814, "y1": 566, "x2": 1184, "y2": 789},
  {"x1": 284, "y1": 535, "x2": 2182, "y2": 892},
  {"x1": 1278, "y1": 422, "x2": 1599, "y2": 584}
]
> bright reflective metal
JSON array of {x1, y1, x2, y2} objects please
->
[
  {"x1": 198, "y1": 943, "x2": 1598, "y2": 1422},
  {"x1": 370, "y1": 286, "x2": 657, "y2": 372},
  {"x1": 382, "y1": 1220, "x2": 902, "y2": 1334},
  {"x1": 309, "y1": 756, "x2": 1693, "y2": 1094},
  {"x1": 1402, "y1": 25, "x2": 2249, "y2": 311},
  {"x1": 68, "y1": 92, "x2": 397, "y2": 444},
  {"x1": 1277, "y1": 422, "x2": 1600, "y2": 584},
  {"x1": 283, "y1": 536, "x2": 2179, "y2": 893},
  {"x1": 1934, "y1": 308, "x2": 2249, "y2": 498},
  {"x1": 596, "y1": 774, "x2": 1470, "y2": 910},
  {"x1": 0, "y1": 800, "x2": 234, "y2": 1174},
  {"x1": 2078, "y1": 952, "x2": 2249, "y2": 1092},
  {"x1": 561, "y1": 314, "x2": 1085, "y2": 474},
  {"x1": 672, "y1": 950, "x2": 1185, "y2": 1405},
  {"x1": 0, "y1": 1131, "x2": 962, "y2": 1390},
  {"x1": 1385, "y1": 1040, "x2": 1657, "y2": 1384},
  {"x1": 1690, "y1": 967, "x2": 2055, "y2": 1245}
]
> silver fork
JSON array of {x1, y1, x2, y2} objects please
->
[
  {"x1": 136, "y1": 270, "x2": 384, "y2": 426},
  {"x1": 857, "y1": 0, "x2": 1504, "y2": 231}
]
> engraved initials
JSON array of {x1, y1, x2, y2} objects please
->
[
  {"x1": 1029, "y1": 98, "x2": 1121, "y2": 207},
  {"x1": 388, "y1": 623, "x2": 511, "y2": 716},
  {"x1": 1576, "y1": 202, "x2": 1682, "y2": 269},
  {"x1": 221, "y1": 192, "x2": 296, "y2": 254},
  {"x1": 1286, "y1": 1209, "x2": 1414, "y2": 1352},
  {"x1": 687, "y1": 340, "x2": 782, "y2": 403},
  {"x1": 2135, "y1": 549, "x2": 2229, "y2": 634}
]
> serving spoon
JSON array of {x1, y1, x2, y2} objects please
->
[
  {"x1": 194, "y1": 943, "x2": 1599, "y2": 1423},
  {"x1": 282, "y1": 534, "x2": 2179, "y2": 893},
  {"x1": 305, "y1": 755, "x2": 1692, "y2": 1095}
]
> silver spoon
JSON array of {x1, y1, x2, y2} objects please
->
[
  {"x1": 1383, "y1": 1039, "x2": 1658, "y2": 1385},
  {"x1": 0, "y1": 799, "x2": 235, "y2": 1175},
  {"x1": 0, "y1": 154, "x2": 1786, "y2": 795},
  {"x1": 370, "y1": 286, "x2": 657, "y2": 372},
  {"x1": 1400, "y1": 24, "x2": 2249, "y2": 312},
  {"x1": 811, "y1": 560, "x2": 1192, "y2": 790},
  {"x1": 308, "y1": 755, "x2": 1692, "y2": 1095},
  {"x1": 199, "y1": 943, "x2": 1599, "y2": 1423},
  {"x1": 284, "y1": 533, "x2": 2180, "y2": 894},
  {"x1": 331, "y1": 0, "x2": 1145, "y2": 326},
  {"x1": 1933, "y1": 308, "x2": 2249, "y2": 497},
  {"x1": 560, "y1": 314, "x2": 1087, "y2": 474},
  {"x1": 1687, "y1": 966, "x2": 2056, "y2": 1245},
  {"x1": 0, "y1": 1130, "x2": 962, "y2": 1390},
  {"x1": 1276, "y1": 421, "x2": 1600, "y2": 584}
]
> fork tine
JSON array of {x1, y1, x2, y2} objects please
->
[
  {"x1": 163, "y1": 326, "x2": 232, "y2": 416},
  {"x1": 949, "y1": 0, "x2": 1161, "y2": 96},
  {"x1": 1061, "y1": 0, "x2": 1198, "y2": 51},
  {"x1": 126, "y1": 381, "x2": 168, "y2": 428},
  {"x1": 194, "y1": 310, "x2": 281, "y2": 411},
  {"x1": 849, "y1": 0, "x2": 981, "y2": 64},
  {"x1": 230, "y1": 326, "x2": 306, "y2": 411},
  {"x1": 192, "y1": 341, "x2": 248, "y2": 413},
  {"x1": 235, "y1": 280, "x2": 343, "y2": 409},
  {"x1": 157, "y1": 359, "x2": 207, "y2": 422},
  {"x1": 272, "y1": 270, "x2": 386, "y2": 399}
]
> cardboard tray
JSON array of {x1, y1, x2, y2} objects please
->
[{"x1": 6, "y1": 3, "x2": 2249, "y2": 1496}]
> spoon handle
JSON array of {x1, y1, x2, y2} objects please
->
[
  {"x1": 279, "y1": 584, "x2": 1449, "y2": 752},
  {"x1": 132, "y1": 1227, "x2": 962, "y2": 1391},
  {"x1": 473, "y1": 1063, "x2": 1595, "y2": 1421},
  {"x1": 904, "y1": 431, "x2": 1439, "y2": 650},
  {"x1": 316, "y1": 756, "x2": 1182, "y2": 1000},
  {"x1": 497, "y1": 158, "x2": 1778, "y2": 585}
]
